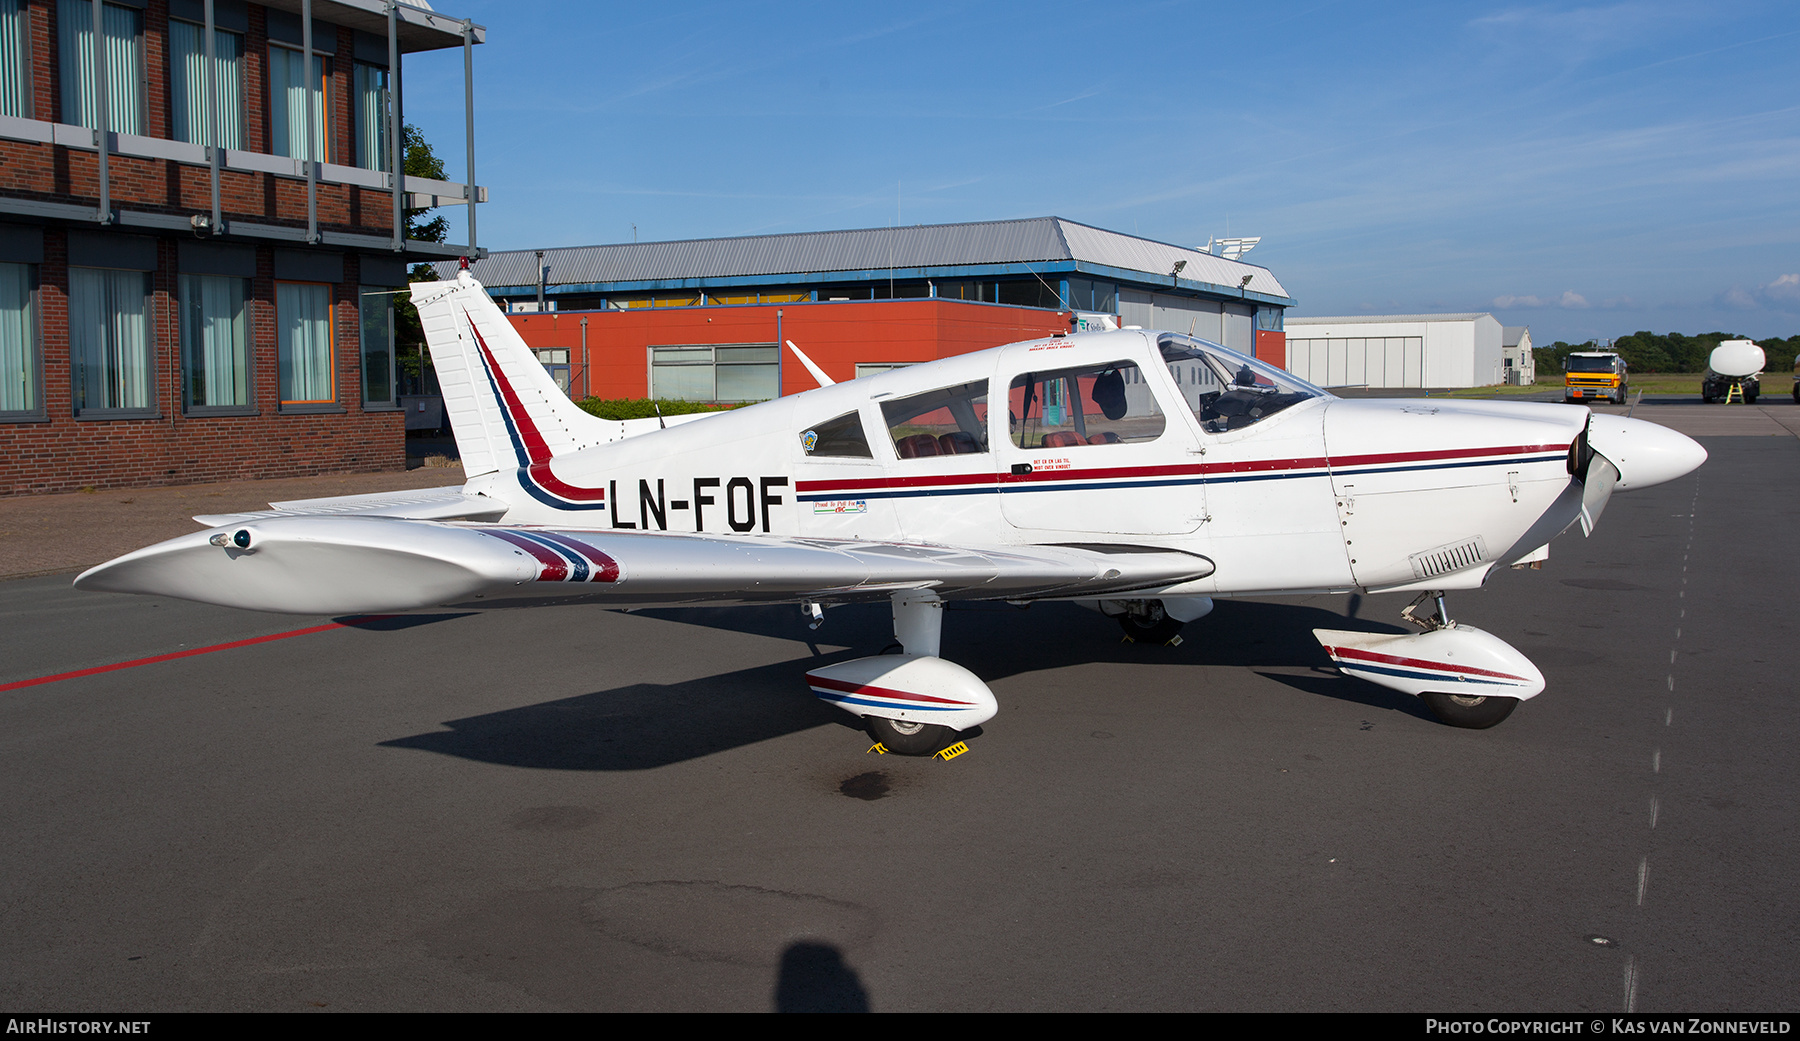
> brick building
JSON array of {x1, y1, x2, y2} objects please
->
[{"x1": 1, "y1": 0, "x2": 485, "y2": 495}]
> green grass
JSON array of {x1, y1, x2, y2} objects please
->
[
  {"x1": 1434, "y1": 371, "x2": 1793, "y2": 399},
  {"x1": 574, "y1": 397, "x2": 745, "y2": 421}
]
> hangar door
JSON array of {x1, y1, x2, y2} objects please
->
[
  {"x1": 1119, "y1": 291, "x2": 1230, "y2": 346},
  {"x1": 1286, "y1": 336, "x2": 1424, "y2": 389}
]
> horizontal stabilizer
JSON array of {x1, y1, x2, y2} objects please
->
[{"x1": 192, "y1": 485, "x2": 507, "y2": 526}]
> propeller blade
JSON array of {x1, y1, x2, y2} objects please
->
[{"x1": 1578, "y1": 455, "x2": 1619, "y2": 537}]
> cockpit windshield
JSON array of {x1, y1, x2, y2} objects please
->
[{"x1": 1156, "y1": 333, "x2": 1328, "y2": 433}]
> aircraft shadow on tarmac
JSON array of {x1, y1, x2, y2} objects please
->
[
  {"x1": 380, "y1": 599, "x2": 1428, "y2": 771},
  {"x1": 338, "y1": 612, "x2": 476, "y2": 631}
]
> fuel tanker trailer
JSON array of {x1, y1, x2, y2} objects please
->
[{"x1": 1702, "y1": 340, "x2": 1764, "y2": 404}]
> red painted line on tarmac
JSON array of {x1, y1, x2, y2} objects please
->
[{"x1": 0, "y1": 617, "x2": 380, "y2": 692}]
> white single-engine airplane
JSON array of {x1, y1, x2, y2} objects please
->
[{"x1": 77, "y1": 269, "x2": 1707, "y2": 754}]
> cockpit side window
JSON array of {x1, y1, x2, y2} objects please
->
[
  {"x1": 1007, "y1": 361, "x2": 1165, "y2": 450},
  {"x1": 879, "y1": 380, "x2": 990, "y2": 458},
  {"x1": 799, "y1": 410, "x2": 873, "y2": 458},
  {"x1": 1157, "y1": 333, "x2": 1326, "y2": 433}
]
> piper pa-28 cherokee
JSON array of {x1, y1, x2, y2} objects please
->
[{"x1": 77, "y1": 269, "x2": 1707, "y2": 755}]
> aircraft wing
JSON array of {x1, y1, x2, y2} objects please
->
[
  {"x1": 191, "y1": 485, "x2": 507, "y2": 527},
  {"x1": 75, "y1": 516, "x2": 1216, "y2": 616}
]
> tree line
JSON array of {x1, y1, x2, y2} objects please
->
[{"x1": 1534, "y1": 332, "x2": 1799, "y2": 375}]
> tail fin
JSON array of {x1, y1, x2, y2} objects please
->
[{"x1": 410, "y1": 271, "x2": 620, "y2": 477}]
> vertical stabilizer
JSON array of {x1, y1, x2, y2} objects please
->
[{"x1": 410, "y1": 272, "x2": 621, "y2": 477}]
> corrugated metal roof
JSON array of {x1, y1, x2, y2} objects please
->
[
  {"x1": 1055, "y1": 220, "x2": 1287, "y2": 298},
  {"x1": 1288, "y1": 313, "x2": 1493, "y2": 325},
  {"x1": 441, "y1": 216, "x2": 1289, "y2": 301}
]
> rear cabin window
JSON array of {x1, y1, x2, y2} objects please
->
[
  {"x1": 1008, "y1": 361, "x2": 1165, "y2": 450},
  {"x1": 799, "y1": 410, "x2": 873, "y2": 458},
  {"x1": 879, "y1": 381, "x2": 990, "y2": 458}
]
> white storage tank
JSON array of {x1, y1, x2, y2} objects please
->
[
  {"x1": 1702, "y1": 340, "x2": 1765, "y2": 403},
  {"x1": 1707, "y1": 340, "x2": 1765, "y2": 379}
]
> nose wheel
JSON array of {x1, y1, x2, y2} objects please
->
[
  {"x1": 1398, "y1": 591, "x2": 1523, "y2": 729},
  {"x1": 864, "y1": 716, "x2": 956, "y2": 756},
  {"x1": 1419, "y1": 691, "x2": 1519, "y2": 729}
]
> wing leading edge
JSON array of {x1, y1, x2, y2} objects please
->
[{"x1": 74, "y1": 516, "x2": 1216, "y2": 616}]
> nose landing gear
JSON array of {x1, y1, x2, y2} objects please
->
[{"x1": 1314, "y1": 590, "x2": 1542, "y2": 730}]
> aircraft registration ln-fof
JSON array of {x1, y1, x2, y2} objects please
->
[{"x1": 76, "y1": 270, "x2": 1707, "y2": 755}]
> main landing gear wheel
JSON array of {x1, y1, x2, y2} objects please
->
[
  {"x1": 1420, "y1": 691, "x2": 1519, "y2": 729},
  {"x1": 1116, "y1": 601, "x2": 1185, "y2": 645},
  {"x1": 864, "y1": 716, "x2": 955, "y2": 756}
]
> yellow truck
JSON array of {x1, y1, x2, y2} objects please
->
[{"x1": 1564, "y1": 351, "x2": 1629, "y2": 404}]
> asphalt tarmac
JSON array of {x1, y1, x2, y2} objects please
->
[{"x1": 1, "y1": 417, "x2": 1794, "y2": 1012}]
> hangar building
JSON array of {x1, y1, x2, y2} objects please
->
[
  {"x1": 1503, "y1": 325, "x2": 1536, "y2": 385},
  {"x1": 442, "y1": 217, "x2": 1293, "y2": 402},
  {"x1": 1284, "y1": 313, "x2": 1507, "y2": 390}
]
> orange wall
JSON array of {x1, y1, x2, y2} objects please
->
[
  {"x1": 1254, "y1": 329, "x2": 1287, "y2": 369},
  {"x1": 509, "y1": 299, "x2": 1074, "y2": 399}
]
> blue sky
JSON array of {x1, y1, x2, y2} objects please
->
[{"x1": 400, "y1": 1, "x2": 1800, "y2": 345}]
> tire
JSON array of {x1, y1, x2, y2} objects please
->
[
  {"x1": 1116, "y1": 600, "x2": 1185, "y2": 645},
  {"x1": 864, "y1": 715, "x2": 955, "y2": 756},
  {"x1": 1745, "y1": 390, "x2": 1758, "y2": 404},
  {"x1": 1420, "y1": 691, "x2": 1519, "y2": 729}
]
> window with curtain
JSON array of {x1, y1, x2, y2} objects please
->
[
  {"x1": 1, "y1": 0, "x2": 27, "y2": 119},
  {"x1": 180, "y1": 274, "x2": 248, "y2": 409},
  {"x1": 168, "y1": 19, "x2": 243, "y2": 149},
  {"x1": 353, "y1": 63, "x2": 387, "y2": 171},
  {"x1": 57, "y1": 0, "x2": 143, "y2": 134},
  {"x1": 268, "y1": 45, "x2": 328, "y2": 162},
  {"x1": 1, "y1": 262, "x2": 36, "y2": 414},
  {"x1": 359, "y1": 289, "x2": 393, "y2": 407},
  {"x1": 69, "y1": 266, "x2": 151, "y2": 414},
  {"x1": 277, "y1": 281, "x2": 333, "y2": 404}
]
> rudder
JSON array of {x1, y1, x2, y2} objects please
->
[{"x1": 409, "y1": 271, "x2": 621, "y2": 477}]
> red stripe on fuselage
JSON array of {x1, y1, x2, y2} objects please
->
[
  {"x1": 1328, "y1": 443, "x2": 1568, "y2": 468},
  {"x1": 796, "y1": 443, "x2": 1564, "y2": 496}
]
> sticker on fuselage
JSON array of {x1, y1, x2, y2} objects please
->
[{"x1": 813, "y1": 499, "x2": 868, "y2": 514}]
